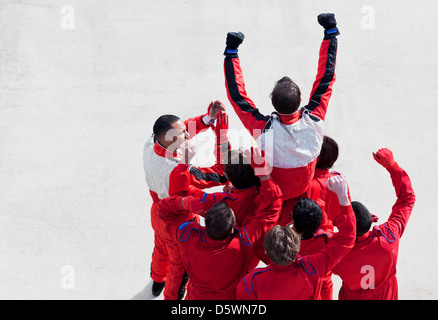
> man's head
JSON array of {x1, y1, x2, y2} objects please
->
[
  {"x1": 352, "y1": 201, "x2": 372, "y2": 237},
  {"x1": 153, "y1": 114, "x2": 189, "y2": 150},
  {"x1": 224, "y1": 149, "x2": 261, "y2": 189},
  {"x1": 270, "y1": 76, "x2": 301, "y2": 114},
  {"x1": 316, "y1": 136, "x2": 339, "y2": 170},
  {"x1": 264, "y1": 225, "x2": 301, "y2": 266},
  {"x1": 292, "y1": 198, "x2": 323, "y2": 240},
  {"x1": 205, "y1": 202, "x2": 235, "y2": 240}
]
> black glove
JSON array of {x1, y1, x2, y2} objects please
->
[
  {"x1": 224, "y1": 32, "x2": 245, "y2": 56},
  {"x1": 317, "y1": 13, "x2": 340, "y2": 39}
]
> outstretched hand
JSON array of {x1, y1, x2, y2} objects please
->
[
  {"x1": 207, "y1": 100, "x2": 226, "y2": 119},
  {"x1": 373, "y1": 148, "x2": 395, "y2": 169},
  {"x1": 212, "y1": 111, "x2": 229, "y2": 145}
]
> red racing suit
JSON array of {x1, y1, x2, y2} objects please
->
[
  {"x1": 169, "y1": 163, "x2": 269, "y2": 267},
  {"x1": 224, "y1": 36, "x2": 338, "y2": 206},
  {"x1": 306, "y1": 169, "x2": 351, "y2": 231},
  {"x1": 169, "y1": 163, "x2": 261, "y2": 226},
  {"x1": 169, "y1": 177, "x2": 282, "y2": 300},
  {"x1": 143, "y1": 114, "x2": 228, "y2": 284},
  {"x1": 236, "y1": 205, "x2": 356, "y2": 300},
  {"x1": 299, "y1": 228, "x2": 334, "y2": 300},
  {"x1": 332, "y1": 162, "x2": 415, "y2": 300},
  {"x1": 155, "y1": 196, "x2": 199, "y2": 300}
]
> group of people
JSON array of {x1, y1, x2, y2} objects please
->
[{"x1": 143, "y1": 13, "x2": 416, "y2": 300}]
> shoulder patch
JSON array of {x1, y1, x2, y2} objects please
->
[
  {"x1": 234, "y1": 227, "x2": 252, "y2": 246},
  {"x1": 178, "y1": 222, "x2": 206, "y2": 242},
  {"x1": 375, "y1": 224, "x2": 397, "y2": 243},
  {"x1": 297, "y1": 256, "x2": 318, "y2": 275},
  {"x1": 244, "y1": 267, "x2": 271, "y2": 296}
]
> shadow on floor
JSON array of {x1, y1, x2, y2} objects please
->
[{"x1": 131, "y1": 280, "x2": 161, "y2": 300}]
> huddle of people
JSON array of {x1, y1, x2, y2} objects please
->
[{"x1": 143, "y1": 14, "x2": 416, "y2": 300}]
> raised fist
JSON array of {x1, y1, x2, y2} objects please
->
[
  {"x1": 317, "y1": 13, "x2": 340, "y2": 38},
  {"x1": 373, "y1": 148, "x2": 395, "y2": 169},
  {"x1": 226, "y1": 32, "x2": 245, "y2": 50}
]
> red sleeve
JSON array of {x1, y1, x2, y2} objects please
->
[
  {"x1": 243, "y1": 177, "x2": 283, "y2": 244},
  {"x1": 305, "y1": 37, "x2": 338, "y2": 121},
  {"x1": 303, "y1": 205, "x2": 356, "y2": 278},
  {"x1": 158, "y1": 195, "x2": 195, "y2": 241},
  {"x1": 188, "y1": 164, "x2": 228, "y2": 189},
  {"x1": 184, "y1": 114, "x2": 210, "y2": 139},
  {"x1": 224, "y1": 57, "x2": 270, "y2": 139},
  {"x1": 169, "y1": 164, "x2": 235, "y2": 216},
  {"x1": 380, "y1": 162, "x2": 416, "y2": 240},
  {"x1": 169, "y1": 163, "x2": 204, "y2": 197}
]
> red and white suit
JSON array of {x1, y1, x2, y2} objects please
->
[
  {"x1": 143, "y1": 115, "x2": 227, "y2": 286},
  {"x1": 224, "y1": 37, "x2": 338, "y2": 203}
]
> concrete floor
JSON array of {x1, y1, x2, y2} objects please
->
[{"x1": 1, "y1": 0, "x2": 437, "y2": 299}]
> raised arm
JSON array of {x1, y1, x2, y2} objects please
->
[
  {"x1": 304, "y1": 13, "x2": 339, "y2": 121},
  {"x1": 242, "y1": 147, "x2": 282, "y2": 243},
  {"x1": 373, "y1": 148, "x2": 416, "y2": 239},
  {"x1": 184, "y1": 100, "x2": 225, "y2": 138},
  {"x1": 301, "y1": 175, "x2": 356, "y2": 277},
  {"x1": 223, "y1": 32, "x2": 270, "y2": 138}
]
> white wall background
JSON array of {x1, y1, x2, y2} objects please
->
[{"x1": 0, "y1": 0, "x2": 437, "y2": 299}]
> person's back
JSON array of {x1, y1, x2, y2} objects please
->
[
  {"x1": 292, "y1": 198, "x2": 334, "y2": 300},
  {"x1": 332, "y1": 148, "x2": 415, "y2": 300},
  {"x1": 237, "y1": 175, "x2": 356, "y2": 300},
  {"x1": 176, "y1": 148, "x2": 282, "y2": 300},
  {"x1": 240, "y1": 260, "x2": 322, "y2": 300},
  {"x1": 333, "y1": 225, "x2": 398, "y2": 299},
  {"x1": 177, "y1": 221, "x2": 257, "y2": 300}
]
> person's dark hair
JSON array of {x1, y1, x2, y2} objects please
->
[
  {"x1": 292, "y1": 198, "x2": 323, "y2": 240},
  {"x1": 153, "y1": 114, "x2": 180, "y2": 139},
  {"x1": 270, "y1": 76, "x2": 301, "y2": 114},
  {"x1": 316, "y1": 136, "x2": 339, "y2": 170},
  {"x1": 352, "y1": 201, "x2": 372, "y2": 237},
  {"x1": 205, "y1": 202, "x2": 235, "y2": 240},
  {"x1": 264, "y1": 225, "x2": 301, "y2": 266},
  {"x1": 224, "y1": 149, "x2": 261, "y2": 189}
]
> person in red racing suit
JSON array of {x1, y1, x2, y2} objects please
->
[
  {"x1": 223, "y1": 13, "x2": 339, "y2": 225},
  {"x1": 167, "y1": 147, "x2": 282, "y2": 300},
  {"x1": 169, "y1": 144, "x2": 272, "y2": 270},
  {"x1": 237, "y1": 174, "x2": 355, "y2": 300},
  {"x1": 292, "y1": 198, "x2": 334, "y2": 300},
  {"x1": 144, "y1": 101, "x2": 229, "y2": 296},
  {"x1": 332, "y1": 148, "x2": 416, "y2": 300}
]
